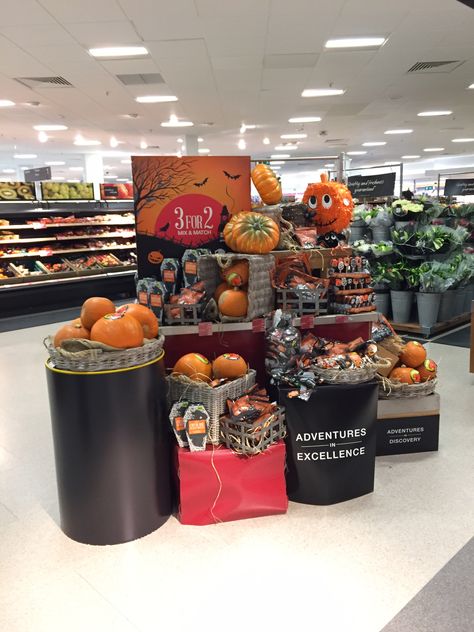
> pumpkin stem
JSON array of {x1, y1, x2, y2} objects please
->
[{"x1": 320, "y1": 172, "x2": 329, "y2": 183}]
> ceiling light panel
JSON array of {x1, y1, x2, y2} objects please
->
[
  {"x1": 288, "y1": 116, "x2": 321, "y2": 123},
  {"x1": 89, "y1": 46, "x2": 148, "y2": 58},
  {"x1": 417, "y1": 110, "x2": 452, "y2": 117},
  {"x1": 347, "y1": 151, "x2": 367, "y2": 156},
  {"x1": 362, "y1": 141, "x2": 386, "y2": 146},
  {"x1": 384, "y1": 129, "x2": 413, "y2": 134},
  {"x1": 423, "y1": 147, "x2": 444, "y2": 152},
  {"x1": 136, "y1": 95, "x2": 178, "y2": 103},
  {"x1": 14, "y1": 153, "x2": 37, "y2": 159},
  {"x1": 302, "y1": 88, "x2": 345, "y2": 97},
  {"x1": 452, "y1": 138, "x2": 474, "y2": 142},
  {"x1": 274, "y1": 144, "x2": 297, "y2": 150},
  {"x1": 271, "y1": 154, "x2": 290, "y2": 158},
  {"x1": 280, "y1": 133, "x2": 307, "y2": 139},
  {"x1": 325, "y1": 37, "x2": 386, "y2": 49},
  {"x1": 402, "y1": 155, "x2": 420, "y2": 159},
  {"x1": 0, "y1": 100, "x2": 14, "y2": 107}
]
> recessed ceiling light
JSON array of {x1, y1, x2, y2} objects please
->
[
  {"x1": 180, "y1": 144, "x2": 186, "y2": 151},
  {"x1": 14, "y1": 153, "x2": 37, "y2": 159},
  {"x1": 140, "y1": 140, "x2": 148, "y2": 149},
  {"x1": 176, "y1": 137, "x2": 184, "y2": 143},
  {"x1": 73, "y1": 137, "x2": 101, "y2": 146},
  {"x1": 325, "y1": 37, "x2": 386, "y2": 49},
  {"x1": 110, "y1": 136, "x2": 120, "y2": 148},
  {"x1": 451, "y1": 138, "x2": 474, "y2": 142},
  {"x1": 69, "y1": 166, "x2": 84, "y2": 171},
  {"x1": 347, "y1": 151, "x2": 367, "y2": 156},
  {"x1": 89, "y1": 46, "x2": 148, "y2": 58},
  {"x1": 302, "y1": 88, "x2": 345, "y2": 97},
  {"x1": 362, "y1": 141, "x2": 386, "y2": 146},
  {"x1": 384, "y1": 161, "x2": 400, "y2": 165},
  {"x1": 402, "y1": 155, "x2": 420, "y2": 159},
  {"x1": 45, "y1": 161, "x2": 66, "y2": 166},
  {"x1": 117, "y1": 179, "x2": 129, "y2": 182},
  {"x1": 237, "y1": 139, "x2": 246, "y2": 150},
  {"x1": 384, "y1": 129, "x2": 413, "y2": 134},
  {"x1": 198, "y1": 148, "x2": 210, "y2": 154},
  {"x1": 281, "y1": 133, "x2": 307, "y2": 139},
  {"x1": 263, "y1": 137, "x2": 270, "y2": 145},
  {"x1": 0, "y1": 100, "x2": 15, "y2": 107},
  {"x1": 270, "y1": 161, "x2": 285, "y2": 165},
  {"x1": 324, "y1": 163, "x2": 335, "y2": 167},
  {"x1": 423, "y1": 147, "x2": 444, "y2": 152},
  {"x1": 197, "y1": 137, "x2": 204, "y2": 142},
  {"x1": 274, "y1": 144, "x2": 297, "y2": 150},
  {"x1": 121, "y1": 159, "x2": 132, "y2": 164},
  {"x1": 34, "y1": 124, "x2": 68, "y2": 131},
  {"x1": 417, "y1": 110, "x2": 452, "y2": 117},
  {"x1": 240, "y1": 124, "x2": 256, "y2": 133},
  {"x1": 271, "y1": 154, "x2": 291, "y2": 159},
  {"x1": 2, "y1": 169, "x2": 15, "y2": 173},
  {"x1": 468, "y1": 84, "x2": 474, "y2": 89},
  {"x1": 136, "y1": 95, "x2": 178, "y2": 103},
  {"x1": 161, "y1": 115, "x2": 193, "y2": 127},
  {"x1": 38, "y1": 131, "x2": 48, "y2": 143},
  {"x1": 288, "y1": 116, "x2": 321, "y2": 123}
]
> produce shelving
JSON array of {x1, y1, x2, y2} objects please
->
[{"x1": 390, "y1": 312, "x2": 470, "y2": 337}]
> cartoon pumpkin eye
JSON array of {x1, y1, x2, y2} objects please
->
[
  {"x1": 322, "y1": 193, "x2": 333, "y2": 209},
  {"x1": 308, "y1": 195, "x2": 317, "y2": 209},
  {"x1": 343, "y1": 198, "x2": 350, "y2": 207}
]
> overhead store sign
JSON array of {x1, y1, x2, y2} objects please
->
[
  {"x1": 444, "y1": 178, "x2": 474, "y2": 196},
  {"x1": 347, "y1": 172, "x2": 396, "y2": 197},
  {"x1": 24, "y1": 166, "x2": 51, "y2": 182}
]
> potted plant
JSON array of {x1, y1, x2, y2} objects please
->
[
  {"x1": 366, "y1": 205, "x2": 393, "y2": 243},
  {"x1": 391, "y1": 226, "x2": 426, "y2": 258},
  {"x1": 349, "y1": 205, "x2": 372, "y2": 243},
  {"x1": 370, "y1": 261, "x2": 392, "y2": 317},
  {"x1": 386, "y1": 261, "x2": 414, "y2": 323},
  {"x1": 416, "y1": 263, "x2": 448, "y2": 329},
  {"x1": 391, "y1": 198, "x2": 425, "y2": 225}
]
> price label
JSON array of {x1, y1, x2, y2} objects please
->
[
  {"x1": 252, "y1": 318, "x2": 266, "y2": 333},
  {"x1": 300, "y1": 315, "x2": 315, "y2": 329},
  {"x1": 198, "y1": 322, "x2": 213, "y2": 337},
  {"x1": 335, "y1": 315, "x2": 349, "y2": 324}
]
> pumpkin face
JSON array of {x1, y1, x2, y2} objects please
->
[
  {"x1": 80, "y1": 296, "x2": 116, "y2": 330},
  {"x1": 218, "y1": 288, "x2": 248, "y2": 317},
  {"x1": 302, "y1": 173, "x2": 353, "y2": 235},
  {"x1": 224, "y1": 211, "x2": 279, "y2": 254},
  {"x1": 390, "y1": 367, "x2": 421, "y2": 384},
  {"x1": 117, "y1": 303, "x2": 159, "y2": 338},
  {"x1": 212, "y1": 353, "x2": 248, "y2": 379},
  {"x1": 91, "y1": 312, "x2": 144, "y2": 348},
  {"x1": 416, "y1": 358, "x2": 437, "y2": 381},
  {"x1": 54, "y1": 319, "x2": 90, "y2": 347},
  {"x1": 399, "y1": 340, "x2": 426, "y2": 368},
  {"x1": 251, "y1": 163, "x2": 282, "y2": 205},
  {"x1": 173, "y1": 353, "x2": 212, "y2": 382}
]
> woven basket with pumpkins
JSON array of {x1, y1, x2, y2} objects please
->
[{"x1": 378, "y1": 340, "x2": 437, "y2": 399}]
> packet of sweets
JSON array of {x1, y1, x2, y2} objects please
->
[
  {"x1": 136, "y1": 277, "x2": 151, "y2": 307},
  {"x1": 148, "y1": 279, "x2": 168, "y2": 322},
  {"x1": 182, "y1": 249, "x2": 200, "y2": 287},
  {"x1": 170, "y1": 401, "x2": 189, "y2": 447},
  {"x1": 184, "y1": 404, "x2": 209, "y2": 452},
  {"x1": 160, "y1": 258, "x2": 181, "y2": 295}
]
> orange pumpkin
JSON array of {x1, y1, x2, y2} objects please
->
[
  {"x1": 117, "y1": 303, "x2": 159, "y2": 338},
  {"x1": 173, "y1": 353, "x2": 212, "y2": 382},
  {"x1": 302, "y1": 173, "x2": 353, "y2": 235},
  {"x1": 416, "y1": 358, "x2": 437, "y2": 381},
  {"x1": 214, "y1": 282, "x2": 229, "y2": 302},
  {"x1": 54, "y1": 320, "x2": 90, "y2": 347},
  {"x1": 389, "y1": 367, "x2": 421, "y2": 384},
  {"x1": 80, "y1": 296, "x2": 115, "y2": 330},
  {"x1": 218, "y1": 288, "x2": 248, "y2": 317},
  {"x1": 224, "y1": 212, "x2": 279, "y2": 254},
  {"x1": 212, "y1": 353, "x2": 248, "y2": 379},
  {"x1": 90, "y1": 312, "x2": 144, "y2": 349},
  {"x1": 220, "y1": 260, "x2": 249, "y2": 287},
  {"x1": 399, "y1": 341, "x2": 426, "y2": 368},
  {"x1": 251, "y1": 163, "x2": 282, "y2": 205}
]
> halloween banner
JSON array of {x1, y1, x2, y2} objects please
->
[
  {"x1": 132, "y1": 155, "x2": 251, "y2": 277},
  {"x1": 443, "y1": 178, "x2": 474, "y2": 196},
  {"x1": 347, "y1": 172, "x2": 396, "y2": 198}
]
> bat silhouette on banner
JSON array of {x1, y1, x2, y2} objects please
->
[
  {"x1": 194, "y1": 177, "x2": 208, "y2": 188},
  {"x1": 223, "y1": 171, "x2": 241, "y2": 180}
]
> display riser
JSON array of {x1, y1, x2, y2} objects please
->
[{"x1": 391, "y1": 312, "x2": 470, "y2": 337}]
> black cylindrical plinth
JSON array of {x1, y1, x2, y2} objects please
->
[
  {"x1": 46, "y1": 354, "x2": 172, "y2": 545},
  {"x1": 281, "y1": 381, "x2": 378, "y2": 505}
]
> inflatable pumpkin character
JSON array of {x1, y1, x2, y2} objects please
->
[{"x1": 302, "y1": 173, "x2": 353, "y2": 235}]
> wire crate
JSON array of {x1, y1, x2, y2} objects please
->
[
  {"x1": 276, "y1": 287, "x2": 321, "y2": 316},
  {"x1": 164, "y1": 302, "x2": 203, "y2": 325},
  {"x1": 220, "y1": 406, "x2": 286, "y2": 456}
]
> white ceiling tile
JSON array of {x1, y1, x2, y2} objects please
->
[
  {"x1": 195, "y1": 0, "x2": 269, "y2": 18},
  {"x1": 64, "y1": 21, "x2": 141, "y2": 48},
  {"x1": 0, "y1": 36, "x2": 54, "y2": 76},
  {"x1": 99, "y1": 58, "x2": 161, "y2": 76},
  {"x1": 38, "y1": 0, "x2": 126, "y2": 22},
  {"x1": 0, "y1": 1, "x2": 55, "y2": 25},
  {"x1": 120, "y1": 0, "x2": 201, "y2": 40},
  {"x1": 0, "y1": 24, "x2": 73, "y2": 47},
  {"x1": 202, "y1": 17, "x2": 267, "y2": 57},
  {"x1": 27, "y1": 44, "x2": 90, "y2": 64},
  {"x1": 211, "y1": 55, "x2": 262, "y2": 71}
]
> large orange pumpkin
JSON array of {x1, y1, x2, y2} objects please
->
[
  {"x1": 173, "y1": 353, "x2": 212, "y2": 382},
  {"x1": 220, "y1": 260, "x2": 249, "y2": 287},
  {"x1": 389, "y1": 367, "x2": 421, "y2": 384},
  {"x1": 399, "y1": 341, "x2": 426, "y2": 368},
  {"x1": 416, "y1": 358, "x2": 437, "y2": 381},
  {"x1": 90, "y1": 312, "x2": 144, "y2": 348},
  {"x1": 80, "y1": 296, "x2": 115, "y2": 330},
  {"x1": 212, "y1": 353, "x2": 248, "y2": 379},
  {"x1": 218, "y1": 288, "x2": 248, "y2": 317},
  {"x1": 117, "y1": 303, "x2": 159, "y2": 338},
  {"x1": 302, "y1": 173, "x2": 353, "y2": 235},
  {"x1": 224, "y1": 212, "x2": 279, "y2": 254},
  {"x1": 251, "y1": 163, "x2": 282, "y2": 205},
  {"x1": 214, "y1": 282, "x2": 229, "y2": 302},
  {"x1": 54, "y1": 319, "x2": 90, "y2": 347}
]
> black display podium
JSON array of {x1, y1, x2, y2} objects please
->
[
  {"x1": 281, "y1": 381, "x2": 378, "y2": 505},
  {"x1": 46, "y1": 354, "x2": 172, "y2": 545}
]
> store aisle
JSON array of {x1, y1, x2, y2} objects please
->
[{"x1": 0, "y1": 322, "x2": 473, "y2": 632}]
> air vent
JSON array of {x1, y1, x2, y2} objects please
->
[
  {"x1": 407, "y1": 60, "x2": 463, "y2": 73},
  {"x1": 116, "y1": 73, "x2": 164, "y2": 86},
  {"x1": 147, "y1": 145, "x2": 160, "y2": 149},
  {"x1": 15, "y1": 76, "x2": 73, "y2": 89}
]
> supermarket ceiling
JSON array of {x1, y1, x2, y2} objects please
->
[{"x1": 1, "y1": 0, "x2": 474, "y2": 178}]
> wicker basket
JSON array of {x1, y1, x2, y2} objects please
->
[
  {"x1": 312, "y1": 357, "x2": 392, "y2": 384},
  {"x1": 164, "y1": 303, "x2": 203, "y2": 325},
  {"x1": 220, "y1": 406, "x2": 286, "y2": 456},
  {"x1": 198, "y1": 254, "x2": 275, "y2": 322},
  {"x1": 44, "y1": 335, "x2": 165, "y2": 372},
  {"x1": 377, "y1": 376, "x2": 437, "y2": 399},
  {"x1": 276, "y1": 287, "x2": 321, "y2": 316},
  {"x1": 167, "y1": 369, "x2": 256, "y2": 444}
]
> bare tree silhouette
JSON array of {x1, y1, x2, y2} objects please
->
[{"x1": 133, "y1": 157, "x2": 197, "y2": 219}]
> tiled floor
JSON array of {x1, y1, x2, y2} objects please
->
[{"x1": 0, "y1": 322, "x2": 473, "y2": 632}]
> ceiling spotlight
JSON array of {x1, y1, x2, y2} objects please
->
[
  {"x1": 417, "y1": 110, "x2": 452, "y2": 117},
  {"x1": 451, "y1": 138, "x2": 474, "y2": 142},
  {"x1": 198, "y1": 148, "x2": 210, "y2": 153},
  {"x1": 362, "y1": 141, "x2": 386, "y2": 146},
  {"x1": 423, "y1": 147, "x2": 444, "y2": 152},
  {"x1": 136, "y1": 95, "x2": 178, "y2": 103},
  {"x1": 110, "y1": 136, "x2": 119, "y2": 148},
  {"x1": 237, "y1": 139, "x2": 246, "y2": 150},
  {"x1": 89, "y1": 46, "x2": 148, "y2": 58},
  {"x1": 263, "y1": 137, "x2": 270, "y2": 145},
  {"x1": 302, "y1": 88, "x2": 345, "y2": 97},
  {"x1": 325, "y1": 37, "x2": 386, "y2": 49},
  {"x1": 468, "y1": 84, "x2": 474, "y2": 89},
  {"x1": 34, "y1": 124, "x2": 68, "y2": 131},
  {"x1": 14, "y1": 153, "x2": 37, "y2": 159},
  {"x1": 402, "y1": 155, "x2": 420, "y2": 159},
  {"x1": 177, "y1": 138, "x2": 184, "y2": 143},
  {"x1": 280, "y1": 133, "x2": 307, "y2": 139},
  {"x1": 0, "y1": 100, "x2": 15, "y2": 107},
  {"x1": 384, "y1": 129, "x2": 413, "y2": 134},
  {"x1": 161, "y1": 116, "x2": 193, "y2": 127},
  {"x1": 181, "y1": 144, "x2": 186, "y2": 151},
  {"x1": 38, "y1": 131, "x2": 48, "y2": 143},
  {"x1": 347, "y1": 151, "x2": 367, "y2": 156},
  {"x1": 140, "y1": 140, "x2": 148, "y2": 150},
  {"x1": 74, "y1": 134, "x2": 101, "y2": 146},
  {"x1": 197, "y1": 137, "x2": 204, "y2": 142},
  {"x1": 288, "y1": 116, "x2": 321, "y2": 123}
]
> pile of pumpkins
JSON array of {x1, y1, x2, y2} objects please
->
[
  {"x1": 389, "y1": 341, "x2": 437, "y2": 384},
  {"x1": 53, "y1": 296, "x2": 159, "y2": 349},
  {"x1": 214, "y1": 260, "x2": 249, "y2": 319},
  {"x1": 173, "y1": 352, "x2": 248, "y2": 383}
]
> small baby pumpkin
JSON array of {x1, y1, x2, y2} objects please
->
[{"x1": 302, "y1": 173, "x2": 353, "y2": 235}]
